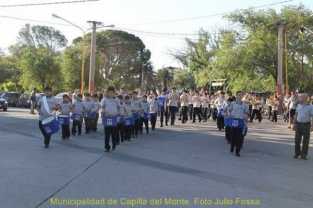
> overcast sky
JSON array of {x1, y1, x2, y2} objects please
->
[{"x1": 0, "y1": 0, "x2": 312, "y2": 69}]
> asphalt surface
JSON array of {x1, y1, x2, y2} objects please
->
[{"x1": 0, "y1": 108, "x2": 312, "y2": 208}]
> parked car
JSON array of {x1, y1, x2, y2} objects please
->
[
  {"x1": 17, "y1": 93, "x2": 31, "y2": 108},
  {"x1": 0, "y1": 92, "x2": 21, "y2": 107},
  {"x1": 0, "y1": 97, "x2": 8, "y2": 111}
]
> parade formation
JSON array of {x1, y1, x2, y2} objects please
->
[{"x1": 35, "y1": 86, "x2": 313, "y2": 159}]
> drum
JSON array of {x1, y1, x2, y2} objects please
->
[
  {"x1": 71, "y1": 113, "x2": 82, "y2": 121},
  {"x1": 102, "y1": 116, "x2": 117, "y2": 127},
  {"x1": 42, "y1": 116, "x2": 59, "y2": 135},
  {"x1": 133, "y1": 112, "x2": 140, "y2": 120},
  {"x1": 143, "y1": 112, "x2": 150, "y2": 120},
  {"x1": 117, "y1": 115, "x2": 124, "y2": 124},
  {"x1": 224, "y1": 117, "x2": 231, "y2": 127},
  {"x1": 231, "y1": 118, "x2": 244, "y2": 129},
  {"x1": 58, "y1": 115, "x2": 70, "y2": 125},
  {"x1": 124, "y1": 116, "x2": 134, "y2": 126},
  {"x1": 87, "y1": 112, "x2": 97, "y2": 119}
]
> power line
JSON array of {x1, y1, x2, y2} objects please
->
[
  {"x1": 0, "y1": 15, "x2": 71, "y2": 26},
  {"x1": 0, "y1": 0, "x2": 100, "y2": 8},
  {"x1": 121, "y1": 0, "x2": 296, "y2": 26}
]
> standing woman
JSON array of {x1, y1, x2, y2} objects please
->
[
  {"x1": 37, "y1": 87, "x2": 58, "y2": 148},
  {"x1": 167, "y1": 87, "x2": 179, "y2": 126}
]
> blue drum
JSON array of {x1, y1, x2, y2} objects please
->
[
  {"x1": 133, "y1": 112, "x2": 140, "y2": 120},
  {"x1": 217, "y1": 108, "x2": 224, "y2": 117},
  {"x1": 230, "y1": 118, "x2": 244, "y2": 129},
  {"x1": 87, "y1": 112, "x2": 97, "y2": 119},
  {"x1": 224, "y1": 117, "x2": 231, "y2": 127},
  {"x1": 117, "y1": 115, "x2": 124, "y2": 124},
  {"x1": 42, "y1": 116, "x2": 59, "y2": 135},
  {"x1": 71, "y1": 113, "x2": 82, "y2": 121},
  {"x1": 58, "y1": 115, "x2": 70, "y2": 125},
  {"x1": 143, "y1": 112, "x2": 150, "y2": 120},
  {"x1": 102, "y1": 116, "x2": 118, "y2": 127},
  {"x1": 124, "y1": 116, "x2": 134, "y2": 126}
]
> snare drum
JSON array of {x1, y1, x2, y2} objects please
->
[
  {"x1": 102, "y1": 116, "x2": 118, "y2": 127},
  {"x1": 124, "y1": 116, "x2": 134, "y2": 126},
  {"x1": 42, "y1": 116, "x2": 59, "y2": 135},
  {"x1": 58, "y1": 115, "x2": 70, "y2": 125}
]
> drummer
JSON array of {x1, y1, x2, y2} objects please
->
[
  {"x1": 37, "y1": 87, "x2": 58, "y2": 148},
  {"x1": 101, "y1": 86, "x2": 120, "y2": 152},
  {"x1": 59, "y1": 94, "x2": 72, "y2": 140}
]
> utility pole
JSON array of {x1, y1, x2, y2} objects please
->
[
  {"x1": 87, "y1": 21, "x2": 114, "y2": 94},
  {"x1": 87, "y1": 21, "x2": 101, "y2": 94},
  {"x1": 277, "y1": 22, "x2": 286, "y2": 112}
]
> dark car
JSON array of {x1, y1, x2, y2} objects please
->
[
  {"x1": 0, "y1": 92, "x2": 21, "y2": 107},
  {"x1": 0, "y1": 97, "x2": 8, "y2": 111}
]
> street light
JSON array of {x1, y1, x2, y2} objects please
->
[{"x1": 52, "y1": 13, "x2": 87, "y2": 94}]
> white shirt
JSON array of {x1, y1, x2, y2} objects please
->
[
  {"x1": 100, "y1": 97, "x2": 119, "y2": 116},
  {"x1": 229, "y1": 101, "x2": 249, "y2": 120},
  {"x1": 296, "y1": 104, "x2": 313, "y2": 123},
  {"x1": 192, "y1": 95, "x2": 202, "y2": 108}
]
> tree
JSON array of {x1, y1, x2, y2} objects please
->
[
  {"x1": 18, "y1": 24, "x2": 67, "y2": 52},
  {"x1": 12, "y1": 25, "x2": 67, "y2": 91},
  {"x1": 19, "y1": 47, "x2": 63, "y2": 91}
]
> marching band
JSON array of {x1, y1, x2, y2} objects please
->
[{"x1": 36, "y1": 87, "x2": 313, "y2": 159}]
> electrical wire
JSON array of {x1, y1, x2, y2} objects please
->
[
  {"x1": 0, "y1": 0, "x2": 100, "y2": 8},
  {"x1": 120, "y1": 0, "x2": 296, "y2": 26}
]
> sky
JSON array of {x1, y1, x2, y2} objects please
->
[{"x1": 0, "y1": 0, "x2": 312, "y2": 70}]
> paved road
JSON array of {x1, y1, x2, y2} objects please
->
[{"x1": 0, "y1": 108, "x2": 313, "y2": 208}]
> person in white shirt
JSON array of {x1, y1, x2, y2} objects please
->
[
  {"x1": 188, "y1": 91, "x2": 194, "y2": 121},
  {"x1": 293, "y1": 93, "x2": 313, "y2": 160},
  {"x1": 215, "y1": 91, "x2": 227, "y2": 131},
  {"x1": 167, "y1": 87, "x2": 179, "y2": 126},
  {"x1": 37, "y1": 87, "x2": 58, "y2": 148},
  {"x1": 123, "y1": 95, "x2": 134, "y2": 141},
  {"x1": 228, "y1": 91, "x2": 249, "y2": 157},
  {"x1": 180, "y1": 90, "x2": 189, "y2": 124},
  {"x1": 131, "y1": 91, "x2": 142, "y2": 137},
  {"x1": 140, "y1": 95, "x2": 150, "y2": 134},
  {"x1": 148, "y1": 94, "x2": 158, "y2": 130},
  {"x1": 101, "y1": 86, "x2": 120, "y2": 152},
  {"x1": 192, "y1": 91, "x2": 202, "y2": 123},
  {"x1": 201, "y1": 92, "x2": 210, "y2": 122}
]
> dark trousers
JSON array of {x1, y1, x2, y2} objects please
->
[
  {"x1": 91, "y1": 113, "x2": 99, "y2": 132},
  {"x1": 272, "y1": 110, "x2": 278, "y2": 122},
  {"x1": 104, "y1": 126, "x2": 117, "y2": 150},
  {"x1": 268, "y1": 106, "x2": 272, "y2": 120},
  {"x1": 117, "y1": 123, "x2": 125, "y2": 143},
  {"x1": 202, "y1": 107, "x2": 208, "y2": 121},
  {"x1": 250, "y1": 109, "x2": 262, "y2": 122},
  {"x1": 225, "y1": 126, "x2": 232, "y2": 143},
  {"x1": 140, "y1": 118, "x2": 149, "y2": 134},
  {"x1": 150, "y1": 113, "x2": 157, "y2": 130},
  {"x1": 61, "y1": 124, "x2": 70, "y2": 139},
  {"x1": 295, "y1": 123, "x2": 311, "y2": 157},
  {"x1": 217, "y1": 115, "x2": 224, "y2": 130},
  {"x1": 159, "y1": 107, "x2": 165, "y2": 126},
  {"x1": 124, "y1": 125, "x2": 132, "y2": 141},
  {"x1": 72, "y1": 120, "x2": 82, "y2": 135},
  {"x1": 39, "y1": 121, "x2": 51, "y2": 146},
  {"x1": 169, "y1": 106, "x2": 177, "y2": 125},
  {"x1": 212, "y1": 108, "x2": 218, "y2": 121},
  {"x1": 134, "y1": 119, "x2": 140, "y2": 137},
  {"x1": 188, "y1": 104, "x2": 193, "y2": 120},
  {"x1": 84, "y1": 117, "x2": 92, "y2": 133},
  {"x1": 165, "y1": 106, "x2": 170, "y2": 125},
  {"x1": 193, "y1": 107, "x2": 202, "y2": 123},
  {"x1": 231, "y1": 127, "x2": 244, "y2": 154},
  {"x1": 181, "y1": 106, "x2": 188, "y2": 123}
]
